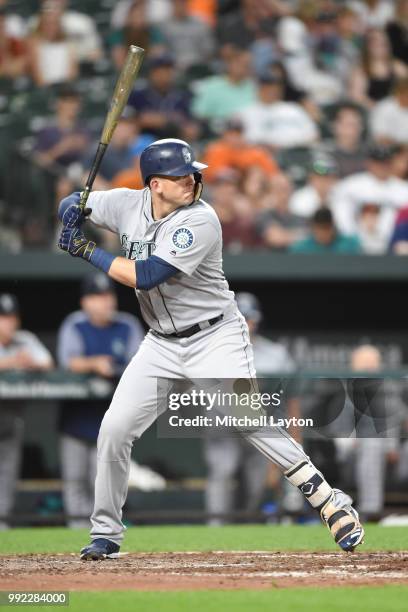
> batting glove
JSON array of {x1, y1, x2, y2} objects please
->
[
  {"x1": 58, "y1": 192, "x2": 91, "y2": 228},
  {"x1": 58, "y1": 226, "x2": 96, "y2": 261},
  {"x1": 58, "y1": 226, "x2": 115, "y2": 273}
]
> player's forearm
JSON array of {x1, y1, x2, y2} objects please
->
[
  {"x1": 108, "y1": 257, "x2": 137, "y2": 288},
  {"x1": 68, "y1": 356, "x2": 110, "y2": 374}
]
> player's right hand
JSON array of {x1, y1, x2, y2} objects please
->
[{"x1": 58, "y1": 192, "x2": 91, "y2": 228}]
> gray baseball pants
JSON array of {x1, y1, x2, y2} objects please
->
[{"x1": 90, "y1": 311, "x2": 308, "y2": 544}]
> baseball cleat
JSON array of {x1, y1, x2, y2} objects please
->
[
  {"x1": 320, "y1": 489, "x2": 365, "y2": 552},
  {"x1": 80, "y1": 538, "x2": 120, "y2": 560}
]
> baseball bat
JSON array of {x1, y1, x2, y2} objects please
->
[{"x1": 79, "y1": 45, "x2": 145, "y2": 211}]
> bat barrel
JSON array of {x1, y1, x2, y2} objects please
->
[
  {"x1": 78, "y1": 45, "x2": 145, "y2": 209},
  {"x1": 100, "y1": 46, "x2": 145, "y2": 145}
]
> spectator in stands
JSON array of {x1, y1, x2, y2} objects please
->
[
  {"x1": 331, "y1": 144, "x2": 408, "y2": 253},
  {"x1": 110, "y1": 0, "x2": 172, "y2": 28},
  {"x1": 389, "y1": 202, "x2": 408, "y2": 254},
  {"x1": 158, "y1": 0, "x2": 215, "y2": 73},
  {"x1": 255, "y1": 173, "x2": 307, "y2": 251},
  {"x1": 192, "y1": 46, "x2": 256, "y2": 133},
  {"x1": 310, "y1": 6, "x2": 358, "y2": 85},
  {"x1": 289, "y1": 153, "x2": 339, "y2": 218},
  {"x1": 0, "y1": 294, "x2": 53, "y2": 529},
  {"x1": 277, "y1": 6, "x2": 343, "y2": 105},
  {"x1": 204, "y1": 292, "x2": 299, "y2": 524},
  {"x1": 237, "y1": 69, "x2": 318, "y2": 150},
  {"x1": 369, "y1": 77, "x2": 408, "y2": 144},
  {"x1": 391, "y1": 144, "x2": 408, "y2": 179},
  {"x1": 215, "y1": 0, "x2": 282, "y2": 53},
  {"x1": 349, "y1": 27, "x2": 407, "y2": 108},
  {"x1": 241, "y1": 166, "x2": 273, "y2": 212},
  {"x1": 29, "y1": 0, "x2": 102, "y2": 65},
  {"x1": 109, "y1": 0, "x2": 165, "y2": 70},
  {"x1": 208, "y1": 169, "x2": 258, "y2": 253},
  {"x1": 127, "y1": 53, "x2": 198, "y2": 141},
  {"x1": 201, "y1": 118, "x2": 279, "y2": 184},
  {"x1": 28, "y1": 2, "x2": 78, "y2": 87},
  {"x1": 110, "y1": 117, "x2": 155, "y2": 190},
  {"x1": 111, "y1": 158, "x2": 144, "y2": 191},
  {"x1": 0, "y1": 0, "x2": 25, "y2": 38},
  {"x1": 0, "y1": 7, "x2": 28, "y2": 79},
  {"x1": 333, "y1": 6, "x2": 364, "y2": 84},
  {"x1": 350, "y1": 0, "x2": 395, "y2": 29},
  {"x1": 79, "y1": 112, "x2": 139, "y2": 189},
  {"x1": 326, "y1": 103, "x2": 367, "y2": 177},
  {"x1": 33, "y1": 85, "x2": 90, "y2": 171},
  {"x1": 386, "y1": 0, "x2": 408, "y2": 68},
  {"x1": 290, "y1": 208, "x2": 361, "y2": 253},
  {"x1": 188, "y1": 0, "x2": 217, "y2": 27},
  {"x1": 57, "y1": 273, "x2": 154, "y2": 528}
]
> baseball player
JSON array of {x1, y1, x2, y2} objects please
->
[{"x1": 57, "y1": 138, "x2": 364, "y2": 559}]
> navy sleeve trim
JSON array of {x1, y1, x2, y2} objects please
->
[{"x1": 136, "y1": 255, "x2": 180, "y2": 290}]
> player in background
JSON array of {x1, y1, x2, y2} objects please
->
[
  {"x1": 204, "y1": 292, "x2": 303, "y2": 522},
  {"x1": 0, "y1": 294, "x2": 53, "y2": 529},
  {"x1": 57, "y1": 138, "x2": 364, "y2": 559},
  {"x1": 57, "y1": 272, "x2": 164, "y2": 527}
]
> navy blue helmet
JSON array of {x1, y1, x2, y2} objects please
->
[{"x1": 140, "y1": 139, "x2": 207, "y2": 200}]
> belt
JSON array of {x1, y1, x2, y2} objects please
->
[{"x1": 155, "y1": 314, "x2": 224, "y2": 339}]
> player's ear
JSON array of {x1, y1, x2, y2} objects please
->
[{"x1": 149, "y1": 177, "x2": 162, "y2": 194}]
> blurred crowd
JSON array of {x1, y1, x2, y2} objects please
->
[{"x1": 0, "y1": 0, "x2": 407, "y2": 253}]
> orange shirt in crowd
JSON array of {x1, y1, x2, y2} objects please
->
[
  {"x1": 188, "y1": 0, "x2": 216, "y2": 26},
  {"x1": 111, "y1": 165, "x2": 144, "y2": 190},
  {"x1": 202, "y1": 141, "x2": 279, "y2": 182}
]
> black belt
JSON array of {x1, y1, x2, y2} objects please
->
[{"x1": 155, "y1": 314, "x2": 224, "y2": 339}]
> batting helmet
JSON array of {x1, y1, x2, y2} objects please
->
[{"x1": 140, "y1": 138, "x2": 207, "y2": 185}]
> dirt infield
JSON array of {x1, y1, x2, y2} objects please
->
[{"x1": 1, "y1": 552, "x2": 407, "y2": 591}]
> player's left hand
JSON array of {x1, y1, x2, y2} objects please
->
[{"x1": 58, "y1": 226, "x2": 96, "y2": 261}]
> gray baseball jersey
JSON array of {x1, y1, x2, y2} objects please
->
[{"x1": 88, "y1": 188, "x2": 236, "y2": 334}]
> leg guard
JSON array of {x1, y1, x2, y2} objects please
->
[{"x1": 284, "y1": 460, "x2": 332, "y2": 509}]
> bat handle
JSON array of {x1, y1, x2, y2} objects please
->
[
  {"x1": 79, "y1": 142, "x2": 108, "y2": 211},
  {"x1": 79, "y1": 186, "x2": 91, "y2": 211}
]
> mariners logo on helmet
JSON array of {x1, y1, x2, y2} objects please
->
[
  {"x1": 182, "y1": 147, "x2": 192, "y2": 163},
  {"x1": 172, "y1": 227, "x2": 194, "y2": 250}
]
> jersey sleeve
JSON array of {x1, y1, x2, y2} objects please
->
[
  {"x1": 153, "y1": 213, "x2": 220, "y2": 276},
  {"x1": 87, "y1": 188, "x2": 132, "y2": 233}
]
